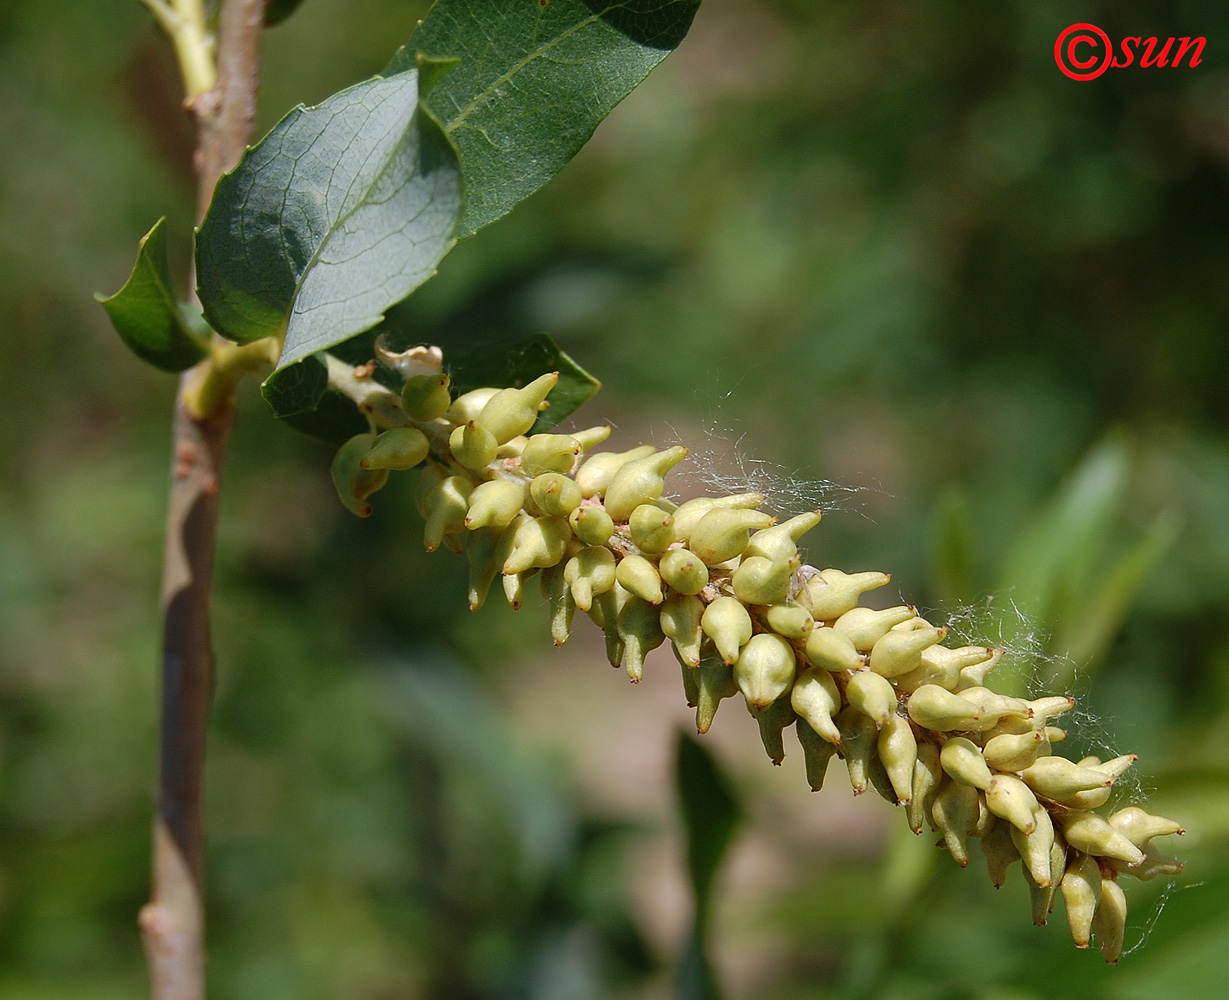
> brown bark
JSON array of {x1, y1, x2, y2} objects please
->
[{"x1": 139, "y1": 3, "x2": 266, "y2": 999}]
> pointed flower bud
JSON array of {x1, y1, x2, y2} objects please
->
[
  {"x1": 475, "y1": 371, "x2": 559, "y2": 444},
  {"x1": 869, "y1": 624, "x2": 946, "y2": 678},
  {"x1": 445, "y1": 387, "x2": 497, "y2": 425},
  {"x1": 701, "y1": 596, "x2": 753, "y2": 664},
  {"x1": 574, "y1": 445, "x2": 656, "y2": 498},
  {"x1": 982, "y1": 730, "x2": 1048, "y2": 772},
  {"x1": 985, "y1": 775, "x2": 1040, "y2": 833},
  {"x1": 1093, "y1": 878, "x2": 1128, "y2": 964},
  {"x1": 464, "y1": 479, "x2": 525, "y2": 529},
  {"x1": 833, "y1": 605, "x2": 917, "y2": 651},
  {"x1": 764, "y1": 600, "x2": 815, "y2": 640},
  {"x1": 658, "y1": 547, "x2": 710, "y2": 596},
  {"x1": 617, "y1": 595, "x2": 665, "y2": 683},
  {"x1": 423, "y1": 475, "x2": 473, "y2": 551},
  {"x1": 540, "y1": 562, "x2": 574, "y2": 646},
  {"x1": 688, "y1": 508, "x2": 776, "y2": 565},
  {"x1": 837, "y1": 705, "x2": 878, "y2": 796},
  {"x1": 695, "y1": 647, "x2": 739, "y2": 734},
  {"x1": 907, "y1": 742, "x2": 942, "y2": 834},
  {"x1": 732, "y1": 554, "x2": 798, "y2": 606},
  {"x1": 1010, "y1": 806, "x2": 1055, "y2": 887},
  {"x1": 530, "y1": 472, "x2": 583, "y2": 518},
  {"x1": 400, "y1": 372, "x2": 451, "y2": 421},
  {"x1": 932, "y1": 778, "x2": 980, "y2": 865},
  {"x1": 745, "y1": 510, "x2": 822, "y2": 563},
  {"x1": 1020, "y1": 757, "x2": 1112, "y2": 801},
  {"x1": 521, "y1": 433, "x2": 581, "y2": 476},
  {"x1": 360, "y1": 426, "x2": 430, "y2": 470},
  {"x1": 1060, "y1": 853, "x2": 1102, "y2": 949},
  {"x1": 845, "y1": 669, "x2": 897, "y2": 728},
  {"x1": 568, "y1": 504, "x2": 614, "y2": 546},
  {"x1": 332, "y1": 432, "x2": 389, "y2": 517},
  {"x1": 796, "y1": 718, "x2": 838, "y2": 791},
  {"x1": 1107, "y1": 806, "x2": 1184, "y2": 849},
  {"x1": 671, "y1": 493, "x2": 766, "y2": 540},
  {"x1": 1060, "y1": 812, "x2": 1145, "y2": 867},
  {"x1": 878, "y1": 713, "x2": 917, "y2": 804},
  {"x1": 754, "y1": 696, "x2": 796, "y2": 765},
  {"x1": 940, "y1": 737, "x2": 994, "y2": 790},
  {"x1": 907, "y1": 684, "x2": 985, "y2": 731},
  {"x1": 563, "y1": 546, "x2": 616, "y2": 612},
  {"x1": 799, "y1": 568, "x2": 891, "y2": 621},
  {"x1": 503, "y1": 516, "x2": 570, "y2": 575},
  {"x1": 450, "y1": 420, "x2": 499, "y2": 470},
  {"x1": 629, "y1": 503, "x2": 676, "y2": 554},
  {"x1": 604, "y1": 446, "x2": 688, "y2": 522},
  {"x1": 804, "y1": 626, "x2": 863, "y2": 672},
  {"x1": 981, "y1": 818, "x2": 1021, "y2": 888},
  {"x1": 660, "y1": 592, "x2": 704, "y2": 666},
  {"x1": 615, "y1": 553, "x2": 665, "y2": 605},
  {"x1": 790, "y1": 668, "x2": 842, "y2": 746},
  {"x1": 734, "y1": 633, "x2": 797, "y2": 711},
  {"x1": 572, "y1": 425, "x2": 612, "y2": 452}
]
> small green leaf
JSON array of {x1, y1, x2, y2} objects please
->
[
  {"x1": 260, "y1": 354, "x2": 368, "y2": 444},
  {"x1": 195, "y1": 69, "x2": 462, "y2": 368},
  {"x1": 386, "y1": 0, "x2": 702, "y2": 238},
  {"x1": 446, "y1": 333, "x2": 600, "y2": 431},
  {"x1": 264, "y1": 0, "x2": 308, "y2": 26},
  {"x1": 96, "y1": 218, "x2": 208, "y2": 372},
  {"x1": 675, "y1": 731, "x2": 741, "y2": 1000}
]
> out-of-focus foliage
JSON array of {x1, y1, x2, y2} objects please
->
[{"x1": 1, "y1": 1, "x2": 1228, "y2": 998}]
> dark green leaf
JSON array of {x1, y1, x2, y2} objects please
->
[
  {"x1": 446, "y1": 333, "x2": 600, "y2": 431},
  {"x1": 264, "y1": 0, "x2": 308, "y2": 27},
  {"x1": 260, "y1": 354, "x2": 368, "y2": 444},
  {"x1": 195, "y1": 69, "x2": 462, "y2": 369},
  {"x1": 95, "y1": 218, "x2": 208, "y2": 372},
  {"x1": 386, "y1": 0, "x2": 702, "y2": 238},
  {"x1": 675, "y1": 732, "x2": 739, "y2": 1000}
]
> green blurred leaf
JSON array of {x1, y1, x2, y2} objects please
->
[
  {"x1": 446, "y1": 333, "x2": 600, "y2": 431},
  {"x1": 931, "y1": 485, "x2": 976, "y2": 606},
  {"x1": 675, "y1": 731, "x2": 741, "y2": 1000},
  {"x1": 258, "y1": 353, "x2": 369, "y2": 443},
  {"x1": 195, "y1": 69, "x2": 462, "y2": 367},
  {"x1": 264, "y1": 0, "x2": 308, "y2": 27},
  {"x1": 386, "y1": 0, "x2": 702, "y2": 239},
  {"x1": 95, "y1": 217, "x2": 207, "y2": 372}
]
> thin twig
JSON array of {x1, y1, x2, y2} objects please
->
[{"x1": 138, "y1": 3, "x2": 266, "y2": 999}]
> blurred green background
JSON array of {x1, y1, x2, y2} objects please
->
[{"x1": 2, "y1": 0, "x2": 1228, "y2": 997}]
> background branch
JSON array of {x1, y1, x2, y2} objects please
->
[{"x1": 138, "y1": 2, "x2": 266, "y2": 998}]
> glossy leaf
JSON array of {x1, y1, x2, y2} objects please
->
[
  {"x1": 96, "y1": 218, "x2": 208, "y2": 372},
  {"x1": 446, "y1": 332, "x2": 600, "y2": 431},
  {"x1": 386, "y1": 0, "x2": 702, "y2": 238},
  {"x1": 675, "y1": 732, "x2": 741, "y2": 1000},
  {"x1": 195, "y1": 69, "x2": 462, "y2": 368}
]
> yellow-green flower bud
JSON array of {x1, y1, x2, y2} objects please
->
[
  {"x1": 450, "y1": 420, "x2": 499, "y2": 470},
  {"x1": 660, "y1": 592, "x2": 704, "y2": 667},
  {"x1": 540, "y1": 562, "x2": 574, "y2": 646},
  {"x1": 529, "y1": 472, "x2": 583, "y2": 518},
  {"x1": 982, "y1": 730, "x2": 1048, "y2": 772},
  {"x1": 1010, "y1": 805, "x2": 1055, "y2": 887},
  {"x1": 502, "y1": 569, "x2": 530, "y2": 610},
  {"x1": 563, "y1": 546, "x2": 616, "y2": 612},
  {"x1": 790, "y1": 667, "x2": 842, "y2": 746},
  {"x1": 733, "y1": 633, "x2": 797, "y2": 711},
  {"x1": 907, "y1": 742, "x2": 942, "y2": 834},
  {"x1": 833, "y1": 605, "x2": 917, "y2": 651},
  {"x1": 1023, "y1": 695, "x2": 1077, "y2": 725},
  {"x1": 465, "y1": 523, "x2": 512, "y2": 611},
  {"x1": 940, "y1": 737, "x2": 994, "y2": 790},
  {"x1": 1059, "y1": 812, "x2": 1145, "y2": 867},
  {"x1": 503, "y1": 516, "x2": 570, "y2": 575},
  {"x1": 593, "y1": 587, "x2": 626, "y2": 666},
  {"x1": 845, "y1": 669, "x2": 897, "y2": 729},
  {"x1": 617, "y1": 594, "x2": 665, "y2": 683},
  {"x1": 423, "y1": 475, "x2": 473, "y2": 551},
  {"x1": 671, "y1": 493, "x2": 767, "y2": 540},
  {"x1": 732, "y1": 554, "x2": 798, "y2": 606},
  {"x1": 764, "y1": 600, "x2": 814, "y2": 640},
  {"x1": 629, "y1": 504, "x2": 676, "y2": 554},
  {"x1": 360, "y1": 426, "x2": 430, "y2": 471},
  {"x1": 475, "y1": 372, "x2": 559, "y2": 444},
  {"x1": 1093, "y1": 878, "x2": 1127, "y2": 964},
  {"x1": 1020, "y1": 757, "x2": 1111, "y2": 801},
  {"x1": 985, "y1": 775, "x2": 1040, "y2": 833},
  {"x1": 659, "y1": 547, "x2": 709, "y2": 596},
  {"x1": 1046, "y1": 725, "x2": 1068, "y2": 743},
  {"x1": 445, "y1": 386, "x2": 498, "y2": 425},
  {"x1": 955, "y1": 647, "x2": 1004, "y2": 691},
  {"x1": 604, "y1": 446, "x2": 689, "y2": 522},
  {"x1": 572, "y1": 424, "x2": 612, "y2": 452},
  {"x1": 896, "y1": 645, "x2": 996, "y2": 692},
  {"x1": 979, "y1": 819, "x2": 1019, "y2": 888},
  {"x1": 695, "y1": 647, "x2": 739, "y2": 734},
  {"x1": 701, "y1": 596, "x2": 753, "y2": 665},
  {"x1": 956, "y1": 687, "x2": 1033, "y2": 727},
  {"x1": 932, "y1": 778, "x2": 980, "y2": 866},
  {"x1": 745, "y1": 510, "x2": 823, "y2": 563},
  {"x1": 787, "y1": 724, "x2": 834, "y2": 799},
  {"x1": 1089, "y1": 753, "x2": 1137, "y2": 782},
  {"x1": 1060, "y1": 853, "x2": 1102, "y2": 949},
  {"x1": 799, "y1": 568, "x2": 892, "y2": 621},
  {"x1": 907, "y1": 684, "x2": 985, "y2": 731},
  {"x1": 331, "y1": 432, "x2": 389, "y2": 517},
  {"x1": 754, "y1": 696, "x2": 796, "y2": 765},
  {"x1": 1107, "y1": 806, "x2": 1184, "y2": 849},
  {"x1": 496, "y1": 435, "x2": 528, "y2": 459},
  {"x1": 804, "y1": 626, "x2": 863, "y2": 672},
  {"x1": 866, "y1": 755, "x2": 899, "y2": 806},
  {"x1": 615, "y1": 553, "x2": 665, "y2": 605},
  {"x1": 1111, "y1": 845, "x2": 1184, "y2": 882},
  {"x1": 868, "y1": 624, "x2": 947, "y2": 678},
  {"x1": 521, "y1": 433, "x2": 581, "y2": 476},
  {"x1": 836, "y1": 705, "x2": 877, "y2": 796},
  {"x1": 688, "y1": 508, "x2": 776, "y2": 565},
  {"x1": 878, "y1": 713, "x2": 916, "y2": 804},
  {"x1": 464, "y1": 479, "x2": 525, "y2": 530},
  {"x1": 568, "y1": 504, "x2": 615, "y2": 546},
  {"x1": 401, "y1": 372, "x2": 451, "y2": 421},
  {"x1": 574, "y1": 445, "x2": 656, "y2": 498}
]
